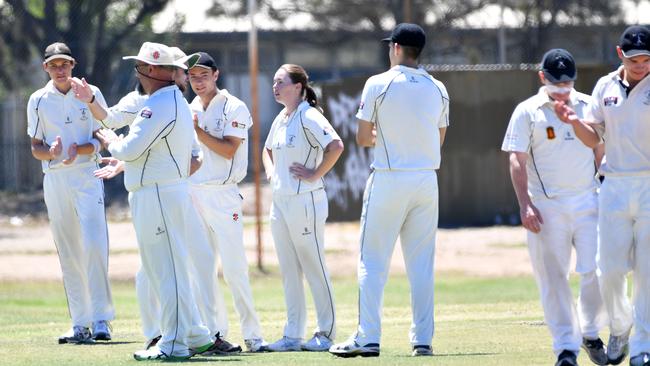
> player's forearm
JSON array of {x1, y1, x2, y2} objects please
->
[
  {"x1": 31, "y1": 143, "x2": 54, "y2": 161},
  {"x1": 312, "y1": 140, "x2": 344, "y2": 180},
  {"x1": 262, "y1": 148, "x2": 274, "y2": 179},
  {"x1": 86, "y1": 98, "x2": 109, "y2": 121},
  {"x1": 195, "y1": 128, "x2": 239, "y2": 159},
  {"x1": 569, "y1": 119, "x2": 600, "y2": 148},
  {"x1": 508, "y1": 153, "x2": 532, "y2": 208}
]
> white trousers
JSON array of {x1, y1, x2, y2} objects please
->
[
  {"x1": 43, "y1": 165, "x2": 114, "y2": 328},
  {"x1": 129, "y1": 182, "x2": 212, "y2": 356},
  {"x1": 528, "y1": 190, "x2": 608, "y2": 355},
  {"x1": 135, "y1": 190, "x2": 224, "y2": 343},
  {"x1": 270, "y1": 189, "x2": 336, "y2": 339},
  {"x1": 355, "y1": 170, "x2": 438, "y2": 346},
  {"x1": 190, "y1": 184, "x2": 263, "y2": 340},
  {"x1": 598, "y1": 176, "x2": 650, "y2": 357}
]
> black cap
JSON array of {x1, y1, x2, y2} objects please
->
[
  {"x1": 541, "y1": 48, "x2": 577, "y2": 83},
  {"x1": 381, "y1": 23, "x2": 426, "y2": 48},
  {"x1": 191, "y1": 52, "x2": 217, "y2": 70},
  {"x1": 44, "y1": 42, "x2": 74, "y2": 63},
  {"x1": 619, "y1": 25, "x2": 650, "y2": 58}
]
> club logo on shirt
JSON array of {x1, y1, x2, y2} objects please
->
[
  {"x1": 287, "y1": 135, "x2": 296, "y2": 148},
  {"x1": 231, "y1": 121, "x2": 246, "y2": 129},
  {"x1": 155, "y1": 226, "x2": 166, "y2": 236},
  {"x1": 80, "y1": 108, "x2": 89, "y2": 121},
  {"x1": 302, "y1": 227, "x2": 312, "y2": 236},
  {"x1": 643, "y1": 89, "x2": 650, "y2": 106},
  {"x1": 408, "y1": 75, "x2": 419, "y2": 83},
  {"x1": 65, "y1": 116, "x2": 72, "y2": 124},
  {"x1": 564, "y1": 131, "x2": 575, "y2": 141},
  {"x1": 232, "y1": 213, "x2": 239, "y2": 221},
  {"x1": 603, "y1": 96, "x2": 618, "y2": 106},
  {"x1": 140, "y1": 108, "x2": 153, "y2": 118},
  {"x1": 215, "y1": 118, "x2": 223, "y2": 131},
  {"x1": 546, "y1": 126, "x2": 556, "y2": 140}
]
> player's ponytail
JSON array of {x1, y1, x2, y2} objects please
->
[{"x1": 281, "y1": 64, "x2": 322, "y2": 112}]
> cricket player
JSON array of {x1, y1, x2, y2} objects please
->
[
  {"x1": 329, "y1": 23, "x2": 448, "y2": 358},
  {"x1": 187, "y1": 52, "x2": 266, "y2": 353},
  {"x1": 70, "y1": 47, "x2": 224, "y2": 352},
  {"x1": 94, "y1": 42, "x2": 219, "y2": 360},
  {"x1": 555, "y1": 25, "x2": 650, "y2": 366},
  {"x1": 503, "y1": 49, "x2": 609, "y2": 366},
  {"x1": 262, "y1": 64, "x2": 344, "y2": 352},
  {"x1": 27, "y1": 42, "x2": 114, "y2": 344}
]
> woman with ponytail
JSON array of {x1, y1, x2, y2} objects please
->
[{"x1": 263, "y1": 64, "x2": 344, "y2": 352}]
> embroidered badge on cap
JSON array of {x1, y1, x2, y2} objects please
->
[{"x1": 141, "y1": 109, "x2": 153, "y2": 118}]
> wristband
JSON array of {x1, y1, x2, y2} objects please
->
[
  {"x1": 90, "y1": 138, "x2": 102, "y2": 154},
  {"x1": 89, "y1": 94, "x2": 96, "y2": 104}
]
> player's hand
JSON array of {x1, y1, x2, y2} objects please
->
[
  {"x1": 62, "y1": 142, "x2": 78, "y2": 165},
  {"x1": 520, "y1": 202, "x2": 544, "y2": 234},
  {"x1": 95, "y1": 128, "x2": 122, "y2": 149},
  {"x1": 94, "y1": 157, "x2": 124, "y2": 179},
  {"x1": 70, "y1": 77, "x2": 94, "y2": 103},
  {"x1": 193, "y1": 113, "x2": 200, "y2": 130},
  {"x1": 49, "y1": 136, "x2": 63, "y2": 159},
  {"x1": 289, "y1": 163, "x2": 319, "y2": 182},
  {"x1": 554, "y1": 101, "x2": 579, "y2": 125}
]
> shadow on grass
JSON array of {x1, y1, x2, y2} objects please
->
[{"x1": 395, "y1": 352, "x2": 499, "y2": 358}]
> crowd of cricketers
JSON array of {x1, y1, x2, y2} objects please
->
[{"x1": 26, "y1": 22, "x2": 650, "y2": 366}]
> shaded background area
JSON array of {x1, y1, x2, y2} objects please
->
[{"x1": 0, "y1": 0, "x2": 646, "y2": 226}]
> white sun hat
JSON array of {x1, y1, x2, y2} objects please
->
[{"x1": 123, "y1": 42, "x2": 188, "y2": 69}]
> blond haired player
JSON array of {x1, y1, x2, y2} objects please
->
[{"x1": 27, "y1": 42, "x2": 114, "y2": 344}]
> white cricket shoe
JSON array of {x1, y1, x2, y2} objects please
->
[
  {"x1": 133, "y1": 346, "x2": 190, "y2": 361},
  {"x1": 607, "y1": 329, "x2": 630, "y2": 365},
  {"x1": 58, "y1": 325, "x2": 94, "y2": 344},
  {"x1": 329, "y1": 338, "x2": 380, "y2": 358},
  {"x1": 266, "y1": 336, "x2": 302, "y2": 352},
  {"x1": 244, "y1": 338, "x2": 268, "y2": 352},
  {"x1": 301, "y1": 332, "x2": 332, "y2": 351},
  {"x1": 92, "y1": 320, "x2": 112, "y2": 341}
]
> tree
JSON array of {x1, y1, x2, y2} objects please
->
[{"x1": 0, "y1": 0, "x2": 172, "y2": 96}]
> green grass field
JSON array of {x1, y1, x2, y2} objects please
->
[{"x1": 0, "y1": 272, "x2": 602, "y2": 365}]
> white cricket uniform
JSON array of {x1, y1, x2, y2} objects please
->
[
  {"x1": 587, "y1": 67, "x2": 650, "y2": 357},
  {"x1": 188, "y1": 90, "x2": 263, "y2": 340},
  {"x1": 264, "y1": 100, "x2": 339, "y2": 340},
  {"x1": 107, "y1": 85, "x2": 212, "y2": 357},
  {"x1": 100, "y1": 89, "x2": 220, "y2": 344},
  {"x1": 501, "y1": 87, "x2": 607, "y2": 355},
  {"x1": 354, "y1": 65, "x2": 448, "y2": 346},
  {"x1": 26, "y1": 81, "x2": 114, "y2": 329}
]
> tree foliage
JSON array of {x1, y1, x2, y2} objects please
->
[{"x1": 0, "y1": 0, "x2": 171, "y2": 94}]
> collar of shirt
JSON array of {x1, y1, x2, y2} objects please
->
[
  {"x1": 149, "y1": 84, "x2": 178, "y2": 98},
  {"x1": 191, "y1": 89, "x2": 233, "y2": 112},
  {"x1": 390, "y1": 64, "x2": 429, "y2": 76},
  {"x1": 281, "y1": 100, "x2": 310, "y2": 124},
  {"x1": 45, "y1": 80, "x2": 73, "y2": 96},
  {"x1": 532, "y1": 86, "x2": 588, "y2": 109}
]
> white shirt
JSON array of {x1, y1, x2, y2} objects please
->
[
  {"x1": 189, "y1": 89, "x2": 251, "y2": 185},
  {"x1": 356, "y1": 65, "x2": 449, "y2": 171},
  {"x1": 99, "y1": 90, "x2": 148, "y2": 129},
  {"x1": 265, "y1": 101, "x2": 341, "y2": 195},
  {"x1": 502, "y1": 87, "x2": 597, "y2": 198},
  {"x1": 108, "y1": 85, "x2": 195, "y2": 192},
  {"x1": 27, "y1": 80, "x2": 107, "y2": 172},
  {"x1": 587, "y1": 67, "x2": 650, "y2": 176}
]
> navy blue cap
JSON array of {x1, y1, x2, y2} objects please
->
[
  {"x1": 620, "y1": 25, "x2": 650, "y2": 58},
  {"x1": 541, "y1": 48, "x2": 577, "y2": 83},
  {"x1": 381, "y1": 23, "x2": 426, "y2": 48},
  {"x1": 191, "y1": 52, "x2": 217, "y2": 70}
]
